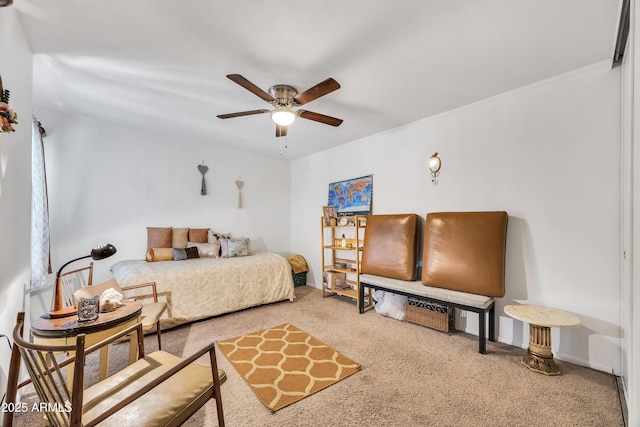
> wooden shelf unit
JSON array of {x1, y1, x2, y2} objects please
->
[{"x1": 321, "y1": 215, "x2": 372, "y2": 309}]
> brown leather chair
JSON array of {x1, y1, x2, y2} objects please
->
[{"x1": 3, "y1": 312, "x2": 226, "y2": 427}]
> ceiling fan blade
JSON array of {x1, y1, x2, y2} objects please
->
[
  {"x1": 297, "y1": 110, "x2": 343, "y2": 127},
  {"x1": 217, "y1": 109, "x2": 270, "y2": 119},
  {"x1": 276, "y1": 124, "x2": 288, "y2": 137},
  {"x1": 226, "y1": 74, "x2": 274, "y2": 102},
  {"x1": 294, "y1": 78, "x2": 340, "y2": 105}
]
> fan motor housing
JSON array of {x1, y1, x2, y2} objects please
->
[{"x1": 269, "y1": 85, "x2": 297, "y2": 101}]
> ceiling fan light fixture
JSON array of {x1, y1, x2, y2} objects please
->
[{"x1": 271, "y1": 107, "x2": 296, "y2": 126}]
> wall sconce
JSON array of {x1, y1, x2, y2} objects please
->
[{"x1": 429, "y1": 152, "x2": 441, "y2": 185}]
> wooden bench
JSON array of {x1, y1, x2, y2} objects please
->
[{"x1": 359, "y1": 273, "x2": 496, "y2": 354}]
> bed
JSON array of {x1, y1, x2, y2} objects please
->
[{"x1": 110, "y1": 251, "x2": 295, "y2": 329}]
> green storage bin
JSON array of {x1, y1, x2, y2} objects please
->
[{"x1": 292, "y1": 271, "x2": 307, "y2": 287}]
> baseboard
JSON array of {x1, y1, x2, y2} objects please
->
[{"x1": 616, "y1": 376, "x2": 628, "y2": 427}]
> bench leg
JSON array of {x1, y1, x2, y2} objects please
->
[
  {"x1": 358, "y1": 284, "x2": 365, "y2": 314},
  {"x1": 488, "y1": 304, "x2": 496, "y2": 342},
  {"x1": 478, "y1": 309, "x2": 487, "y2": 354}
]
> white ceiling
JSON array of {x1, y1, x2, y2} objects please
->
[{"x1": 15, "y1": 0, "x2": 621, "y2": 159}]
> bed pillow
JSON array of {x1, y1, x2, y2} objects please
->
[
  {"x1": 208, "y1": 230, "x2": 231, "y2": 242},
  {"x1": 146, "y1": 247, "x2": 174, "y2": 262},
  {"x1": 147, "y1": 227, "x2": 172, "y2": 249},
  {"x1": 188, "y1": 241, "x2": 220, "y2": 258},
  {"x1": 209, "y1": 230, "x2": 231, "y2": 257},
  {"x1": 221, "y1": 237, "x2": 251, "y2": 258},
  {"x1": 173, "y1": 248, "x2": 187, "y2": 261},
  {"x1": 188, "y1": 228, "x2": 209, "y2": 243},
  {"x1": 185, "y1": 246, "x2": 199, "y2": 259},
  {"x1": 172, "y1": 228, "x2": 189, "y2": 248}
]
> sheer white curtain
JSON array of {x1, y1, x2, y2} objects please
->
[{"x1": 30, "y1": 116, "x2": 51, "y2": 288}]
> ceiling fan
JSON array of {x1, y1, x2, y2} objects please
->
[{"x1": 217, "y1": 74, "x2": 343, "y2": 137}]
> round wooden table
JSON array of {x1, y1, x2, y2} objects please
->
[
  {"x1": 504, "y1": 304, "x2": 581, "y2": 375},
  {"x1": 31, "y1": 301, "x2": 143, "y2": 384}
]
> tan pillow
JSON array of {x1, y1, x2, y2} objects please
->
[
  {"x1": 147, "y1": 227, "x2": 172, "y2": 249},
  {"x1": 188, "y1": 228, "x2": 209, "y2": 243},
  {"x1": 172, "y1": 227, "x2": 189, "y2": 248},
  {"x1": 146, "y1": 248, "x2": 175, "y2": 262}
]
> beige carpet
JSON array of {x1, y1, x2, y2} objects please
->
[
  {"x1": 217, "y1": 323, "x2": 360, "y2": 411},
  {"x1": 12, "y1": 286, "x2": 623, "y2": 426}
]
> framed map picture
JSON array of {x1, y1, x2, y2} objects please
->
[{"x1": 328, "y1": 175, "x2": 373, "y2": 215}]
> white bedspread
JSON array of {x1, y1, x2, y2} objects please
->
[{"x1": 110, "y1": 251, "x2": 295, "y2": 329}]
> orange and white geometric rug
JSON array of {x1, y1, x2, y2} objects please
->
[{"x1": 217, "y1": 323, "x2": 360, "y2": 411}]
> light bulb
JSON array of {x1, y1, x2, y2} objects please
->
[{"x1": 271, "y1": 107, "x2": 296, "y2": 126}]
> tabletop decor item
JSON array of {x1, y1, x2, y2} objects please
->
[
  {"x1": 50, "y1": 243, "x2": 117, "y2": 318},
  {"x1": 77, "y1": 295, "x2": 100, "y2": 322},
  {"x1": 322, "y1": 205, "x2": 337, "y2": 226},
  {"x1": 0, "y1": 76, "x2": 18, "y2": 133}
]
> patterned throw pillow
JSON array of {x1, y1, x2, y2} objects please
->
[
  {"x1": 223, "y1": 238, "x2": 251, "y2": 258},
  {"x1": 208, "y1": 230, "x2": 231, "y2": 257},
  {"x1": 187, "y1": 241, "x2": 220, "y2": 258},
  {"x1": 185, "y1": 246, "x2": 199, "y2": 259},
  {"x1": 208, "y1": 230, "x2": 231, "y2": 243}
]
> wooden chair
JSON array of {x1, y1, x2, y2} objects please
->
[
  {"x1": 58, "y1": 262, "x2": 94, "y2": 308},
  {"x1": 3, "y1": 312, "x2": 226, "y2": 427},
  {"x1": 76, "y1": 278, "x2": 168, "y2": 350}
]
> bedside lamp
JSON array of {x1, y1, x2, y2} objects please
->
[{"x1": 50, "y1": 243, "x2": 117, "y2": 318}]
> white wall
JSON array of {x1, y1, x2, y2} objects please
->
[
  {"x1": 35, "y1": 108, "x2": 292, "y2": 283},
  {"x1": 625, "y1": 1, "x2": 640, "y2": 423},
  {"x1": 291, "y1": 61, "x2": 622, "y2": 373},
  {"x1": 0, "y1": 6, "x2": 32, "y2": 416}
]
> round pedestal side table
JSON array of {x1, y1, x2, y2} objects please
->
[{"x1": 504, "y1": 304, "x2": 581, "y2": 376}]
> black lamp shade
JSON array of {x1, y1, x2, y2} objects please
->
[
  {"x1": 56, "y1": 243, "x2": 118, "y2": 278},
  {"x1": 91, "y1": 243, "x2": 117, "y2": 260}
]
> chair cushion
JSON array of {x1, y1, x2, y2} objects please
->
[
  {"x1": 82, "y1": 350, "x2": 226, "y2": 427},
  {"x1": 421, "y1": 211, "x2": 508, "y2": 297},
  {"x1": 140, "y1": 302, "x2": 167, "y2": 330},
  {"x1": 361, "y1": 214, "x2": 420, "y2": 281},
  {"x1": 75, "y1": 278, "x2": 124, "y2": 299},
  {"x1": 360, "y1": 274, "x2": 495, "y2": 310}
]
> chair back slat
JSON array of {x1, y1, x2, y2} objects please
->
[
  {"x1": 59, "y1": 263, "x2": 94, "y2": 307},
  {"x1": 10, "y1": 315, "x2": 76, "y2": 427},
  {"x1": 23, "y1": 348, "x2": 71, "y2": 426}
]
